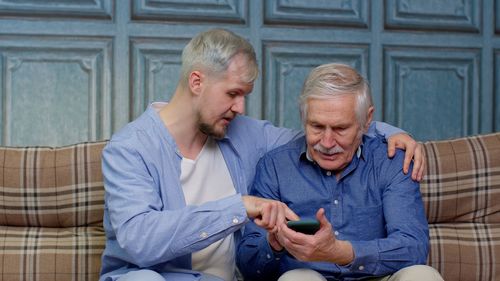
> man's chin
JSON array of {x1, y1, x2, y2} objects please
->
[
  {"x1": 199, "y1": 123, "x2": 225, "y2": 139},
  {"x1": 318, "y1": 162, "x2": 341, "y2": 171},
  {"x1": 211, "y1": 130, "x2": 226, "y2": 140},
  {"x1": 202, "y1": 126, "x2": 227, "y2": 140},
  {"x1": 315, "y1": 156, "x2": 343, "y2": 171},
  {"x1": 207, "y1": 128, "x2": 226, "y2": 140}
]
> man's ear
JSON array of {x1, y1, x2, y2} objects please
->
[
  {"x1": 364, "y1": 106, "x2": 374, "y2": 131},
  {"x1": 188, "y1": 71, "x2": 203, "y2": 96}
]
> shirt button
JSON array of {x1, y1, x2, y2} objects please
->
[
  {"x1": 257, "y1": 270, "x2": 261, "y2": 274},
  {"x1": 232, "y1": 218, "x2": 239, "y2": 224},
  {"x1": 266, "y1": 254, "x2": 271, "y2": 259},
  {"x1": 334, "y1": 231, "x2": 339, "y2": 236},
  {"x1": 200, "y1": 232, "x2": 208, "y2": 238},
  {"x1": 334, "y1": 200, "x2": 339, "y2": 205},
  {"x1": 326, "y1": 171, "x2": 332, "y2": 176},
  {"x1": 359, "y1": 265, "x2": 365, "y2": 270}
]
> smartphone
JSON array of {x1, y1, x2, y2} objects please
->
[{"x1": 287, "y1": 219, "x2": 320, "y2": 235}]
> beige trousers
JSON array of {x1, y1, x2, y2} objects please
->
[{"x1": 277, "y1": 265, "x2": 444, "y2": 281}]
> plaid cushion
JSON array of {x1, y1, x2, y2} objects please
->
[
  {"x1": 0, "y1": 141, "x2": 106, "y2": 227},
  {"x1": 428, "y1": 223, "x2": 500, "y2": 281},
  {"x1": 0, "y1": 141, "x2": 107, "y2": 281},
  {"x1": 0, "y1": 225, "x2": 105, "y2": 281},
  {"x1": 422, "y1": 132, "x2": 500, "y2": 281}
]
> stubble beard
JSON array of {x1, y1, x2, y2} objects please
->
[
  {"x1": 199, "y1": 122, "x2": 225, "y2": 140},
  {"x1": 197, "y1": 111, "x2": 226, "y2": 140}
]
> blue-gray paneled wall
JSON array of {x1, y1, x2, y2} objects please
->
[{"x1": 0, "y1": 0, "x2": 498, "y2": 146}]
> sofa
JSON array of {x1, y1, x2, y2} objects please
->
[{"x1": 0, "y1": 132, "x2": 499, "y2": 281}]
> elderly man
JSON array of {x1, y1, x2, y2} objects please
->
[
  {"x1": 100, "y1": 28, "x2": 426, "y2": 281},
  {"x1": 237, "y1": 63, "x2": 443, "y2": 281}
]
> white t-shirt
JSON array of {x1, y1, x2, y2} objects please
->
[{"x1": 180, "y1": 137, "x2": 237, "y2": 281}]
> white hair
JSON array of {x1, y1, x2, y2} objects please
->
[
  {"x1": 299, "y1": 63, "x2": 373, "y2": 126},
  {"x1": 180, "y1": 28, "x2": 258, "y2": 86}
]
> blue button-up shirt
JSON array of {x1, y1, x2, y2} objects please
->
[{"x1": 237, "y1": 135, "x2": 429, "y2": 281}]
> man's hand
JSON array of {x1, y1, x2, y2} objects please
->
[
  {"x1": 275, "y1": 208, "x2": 354, "y2": 265},
  {"x1": 387, "y1": 133, "x2": 426, "y2": 181},
  {"x1": 242, "y1": 195, "x2": 299, "y2": 232},
  {"x1": 267, "y1": 232, "x2": 284, "y2": 252}
]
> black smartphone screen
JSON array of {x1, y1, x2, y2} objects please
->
[{"x1": 286, "y1": 220, "x2": 320, "y2": 235}]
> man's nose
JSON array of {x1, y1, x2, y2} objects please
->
[
  {"x1": 320, "y1": 129, "x2": 336, "y2": 148},
  {"x1": 231, "y1": 96, "x2": 245, "y2": 115}
]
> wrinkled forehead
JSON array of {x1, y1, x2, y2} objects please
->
[{"x1": 306, "y1": 95, "x2": 358, "y2": 120}]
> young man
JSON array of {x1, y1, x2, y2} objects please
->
[
  {"x1": 100, "y1": 29, "x2": 425, "y2": 281},
  {"x1": 237, "y1": 63, "x2": 442, "y2": 281}
]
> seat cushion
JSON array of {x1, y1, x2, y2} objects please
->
[
  {"x1": 428, "y1": 222, "x2": 500, "y2": 281},
  {"x1": 0, "y1": 225, "x2": 105, "y2": 281}
]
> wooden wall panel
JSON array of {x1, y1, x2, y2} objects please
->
[
  {"x1": 0, "y1": 36, "x2": 112, "y2": 146},
  {"x1": 0, "y1": 0, "x2": 113, "y2": 20},
  {"x1": 496, "y1": 0, "x2": 500, "y2": 34},
  {"x1": 130, "y1": 37, "x2": 187, "y2": 119},
  {"x1": 264, "y1": 0, "x2": 369, "y2": 27},
  {"x1": 131, "y1": 0, "x2": 247, "y2": 23},
  {"x1": 385, "y1": 0, "x2": 480, "y2": 32},
  {"x1": 384, "y1": 47, "x2": 480, "y2": 141},
  {"x1": 495, "y1": 50, "x2": 500, "y2": 132},
  {"x1": 0, "y1": 0, "x2": 498, "y2": 146}
]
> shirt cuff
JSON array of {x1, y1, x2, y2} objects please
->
[
  {"x1": 262, "y1": 241, "x2": 285, "y2": 265},
  {"x1": 213, "y1": 193, "x2": 248, "y2": 226},
  {"x1": 346, "y1": 240, "x2": 379, "y2": 274}
]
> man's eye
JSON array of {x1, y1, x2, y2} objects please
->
[
  {"x1": 311, "y1": 124, "x2": 323, "y2": 130},
  {"x1": 335, "y1": 127, "x2": 349, "y2": 135}
]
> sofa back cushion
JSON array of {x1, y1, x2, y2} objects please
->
[
  {"x1": 421, "y1": 132, "x2": 500, "y2": 223},
  {"x1": 422, "y1": 132, "x2": 500, "y2": 281},
  {"x1": 0, "y1": 141, "x2": 107, "y2": 227}
]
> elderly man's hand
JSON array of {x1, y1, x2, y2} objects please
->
[
  {"x1": 387, "y1": 133, "x2": 426, "y2": 181},
  {"x1": 275, "y1": 208, "x2": 354, "y2": 265},
  {"x1": 267, "y1": 232, "x2": 284, "y2": 252},
  {"x1": 242, "y1": 195, "x2": 299, "y2": 232}
]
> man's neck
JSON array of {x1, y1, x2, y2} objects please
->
[{"x1": 159, "y1": 89, "x2": 208, "y2": 160}]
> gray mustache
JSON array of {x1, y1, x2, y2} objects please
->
[{"x1": 313, "y1": 143, "x2": 344, "y2": 155}]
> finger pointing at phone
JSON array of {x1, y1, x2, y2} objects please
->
[{"x1": 242, "y1": 195, "x2": 299, "y2": 232}]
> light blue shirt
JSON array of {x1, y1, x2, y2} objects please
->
[{"x1": 99, "y1": 102, "x2": 403, "y2": 281}]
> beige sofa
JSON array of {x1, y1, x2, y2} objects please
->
[{"x1": 0, "y1": 132, "x2": 499, "y2": 281}]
